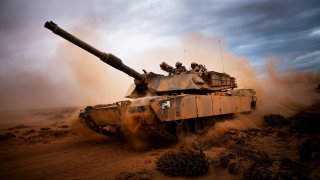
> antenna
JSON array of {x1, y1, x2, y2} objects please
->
[{"x1": 218, "y1": 40, "x2": 225, "y2": 73}]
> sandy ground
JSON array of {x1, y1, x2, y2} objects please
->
[
  {"x1": 0, "y1": 108, "x2": 180, "y2": 179},
  {"x1": 0, "y1": 104, "x2": 319, "y2": 179}
]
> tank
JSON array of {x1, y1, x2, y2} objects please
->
[{"x1": 45, "y1": 21, "x2": 257, "y2": 142}]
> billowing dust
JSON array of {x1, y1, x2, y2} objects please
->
[{"x1": 66, "y1": 109, "x2": 99, "y2": 139}]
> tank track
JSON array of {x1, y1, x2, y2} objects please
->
[
  {"x1": 146, "y1": 124, "x2": 177, "y2": 143},
  {"x1": 80, "y1": 114, "x2": 177, "y2": 142},
  {"x1": 79, "y1": 106, "x2": 178, "y2": 142}
]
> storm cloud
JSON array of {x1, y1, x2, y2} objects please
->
[{"x1": 0, "y1": 0, "x2": 319, "y2": 110}]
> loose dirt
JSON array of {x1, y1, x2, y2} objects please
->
[{"x1": 0, "y1": 103, "x2": 319, "y2": 179}]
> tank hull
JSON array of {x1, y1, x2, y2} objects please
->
[{"x1": 79, "y1": 89, "x2": 257, "y2": 142}]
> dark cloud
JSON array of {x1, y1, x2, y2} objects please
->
[
  {"x1": 178, "y1": 0, "x2": 320, "y2": 71},
  {"x1": 0, "y1": 0, "x2": 319, "y2": 110}
]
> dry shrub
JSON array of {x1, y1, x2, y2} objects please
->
[{"x1": 156, "y1": 144, "x2": 209, "y2": 177}]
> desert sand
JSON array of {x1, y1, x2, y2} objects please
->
[{"x1": 0, "y1": 103, "x2": 319, "y2": 179}]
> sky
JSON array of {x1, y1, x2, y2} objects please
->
[{"x1": 0, "y1": 0, "x2": 320, "y2": 110}]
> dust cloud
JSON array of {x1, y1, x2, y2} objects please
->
[
  {"x1": 256, "y1": 59, "x2": 320, "y2": 117},
  {"x1": 66, "y1": 109, "x2": 94, "y2": 138},
  {"x1": 0, "y1": 22, "x2": 131, "y2": 111},
  {"x1": 50, "y1": 25, "x2": 131, "y2": 107}
]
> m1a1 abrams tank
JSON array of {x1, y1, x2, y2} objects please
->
[{"x1": 45, "y1": 21, "x2": 257, "y2": 142}]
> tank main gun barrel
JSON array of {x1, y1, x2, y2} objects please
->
[{"x1": 44, "y1": 21, "x2": 145, "y2": 82}]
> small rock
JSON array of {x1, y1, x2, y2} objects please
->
[
  {"x1": 40, "y1": 127, "x2": 51, "y2": 131},
  {"x1": 0, "y1": 132, "x2": 16, "y2": 142},
  {"x1": 59, "y1": 125, "x2": 69, "y2": 129}
]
